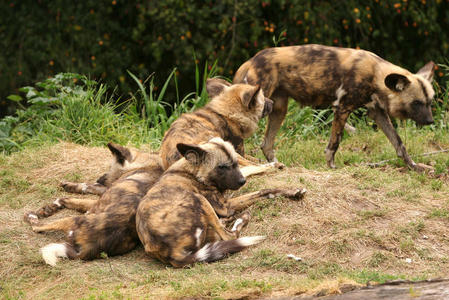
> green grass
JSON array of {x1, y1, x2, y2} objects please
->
[{"x1": 1, "y1": 71, "x2": 449, "y2": 298}]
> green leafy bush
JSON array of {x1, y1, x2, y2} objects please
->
[{"x1": 1, "y1": 0, "x2": 448, "y2": 114}]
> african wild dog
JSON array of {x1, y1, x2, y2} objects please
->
[
  {"x1": 24, "y1": 143, "x2": 160, "y2": 220},
  {"x1": 26, "y1": 141, "x2": 303, "y2": 266},
  {"x1": 233, "y1": 44, "x2": 436, "y2": 172},
  {"x1": 159, "y1": 78, "x2": 275, "y2": 170},
  {"x1": 137, "y1": 138, "x2": 268, "y2": 268},
  {"x1": 25, "y1": 143, "x2": 164, "y2": 266},
  {"x1": 59, "y1": 143, "x2": 159, "y2": 197}
]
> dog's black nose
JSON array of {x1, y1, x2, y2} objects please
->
[
  {"x1": 238, "y1": 177, "x2": 246, "y2": 186},
  {"x1": 425, "y1": 118, "x2": 434, "y2": 125}
]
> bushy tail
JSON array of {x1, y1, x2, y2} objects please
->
[
  {"x1": 193, "y1": 236, "x2": 265, "y2": 263},
  {"x1": 40, "y1": 243, "x2": 73, "y2": 266}
]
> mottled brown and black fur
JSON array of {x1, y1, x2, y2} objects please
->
[
  {"x1": 136, "y1": 138, "x2": 265, "y2": 268},
  {"x1": 27, "y1": 143, "x2": 164, "y2": 266},
  {"x1": 233, "y1": 44, "x2": 436, "y2": 172},
  {"x1": 159, "y1": 78, "x2": 274, "y2": 170}
]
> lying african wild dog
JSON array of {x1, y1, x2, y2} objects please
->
[
  {"x1": 136, "y1": 138, "x2": 266, "y2": 268},
  {"x1": 159, "y1": 78, "x2": 274, "y2": 170},
  {"x1": 26, "y1": 141, "x2": 303, "y2": 266},
  {"x1": 59, "y1": 143, "x2": 159, "y2": 197},
  {"x1": 25, "y1": 143, "x2": 164, "y2": 266},
  {"x1": 233, "y1": 44, "x2": 436, "y2": 172}
]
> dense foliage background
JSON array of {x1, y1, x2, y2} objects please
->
[{"x1": 1, "y1": 0, "x2": 449, "y2": 116}]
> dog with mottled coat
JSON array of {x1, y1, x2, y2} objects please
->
[
  {"x1": 233, "y1": 44, "x2": 436, "y2": 172},
  {"x1": 137, "y1": 138, "x2": 265, "y2": 268},
  {"x1": 25, "y1": 143, "x2": 164, "y2": 265}
]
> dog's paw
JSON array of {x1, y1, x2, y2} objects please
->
[
  {"x1": 289, "y1": 188, "x2": 307, "y2": 201},
  {"x1": 24, "y1": 212, "x2": 39, "y2": 225},
  {"x1": 61, "y1": 182, "x2": 88, "y2": 194},
  {"x1": 274, "y1": 162, "x2": 285, "y2": 170},
  {"x1": 413, "y1": 163, "x2": 434, "y2": 174}
]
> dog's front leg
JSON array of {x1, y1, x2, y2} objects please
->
[
  {"x1": 60, "y1": 181, "x2": 107, "y2": 196},
  {"x1": 197, "y1": 193, "x2": 237, "y2": 241},
  {"x1": 261, "y1": 96, "x2": 289, "y2": 162},
  {"x1": 368, "y1": 107, "x2": 432, "y2": 172},
  {"x1": 227, "y1": 188, "x2": 306, "y2": 211},
  {"x1": 325, "y1": 108, "x2": 352, "y2": 168}
]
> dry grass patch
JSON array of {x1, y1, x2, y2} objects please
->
[{"x1": 1, "y1": 141, "x2": 449, "y2": 299}]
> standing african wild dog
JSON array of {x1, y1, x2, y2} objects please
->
[
  {"x1": 159, "y1": 78, "x2": 274, "y2": 170},
  {"x1": 25, "y1": 143, "x2": 164, "y2": 266},
  {"x1": 233, "y1": 44, "x2": 436, "y2": 172},
  {"x1": 136, "y1": 138, "x2": 266, "y2": 268}
]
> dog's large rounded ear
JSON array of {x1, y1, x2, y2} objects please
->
[
  {"x1": 416, "y1": 61, "x2": 435, "y2": 82},
  {"x1": 206, "y1": 78, "x2": 231, "y2": 98},
  {"x1": 107, "y1": 142, "x2": 132, "y2": 165},
  {"x1": 176, "y1": 143, "x2": 207, "y2": 165},
  {"x1": 385, "y1": 74, "x2": 411, "y2": 92},
  {"x1": 241, "y1": 85, "x2": 261, "y2": 108}
]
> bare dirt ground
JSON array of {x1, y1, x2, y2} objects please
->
[{"x1": 1, "y1": 142, "x2": 449, "y2": 299}]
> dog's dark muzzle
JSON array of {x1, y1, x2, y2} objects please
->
[{"x1": 262, "y1": 98, "x2": 274, "y2": 118}]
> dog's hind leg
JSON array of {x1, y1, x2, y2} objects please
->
[
  {"x1": 24, "y1": 197, "x2": 98, "y2": 225},
  {"x1": 227, "y1": 188, "x2": 306, "y2": 211},
  {"x1": 261, "y1": 95, "x2": 288, "y2": 162},
  {"x1": 325, "y1": 107, "x2": 352, "y2": 169},
  {"x1": 58, "y1": 197, "x2": 97, "y2": 213},
  {"x1": 197, "y1": 193, "x2": 237, "y2": 241},
  {"x1": 60, "y1": 181, "x2": 107, "y2": 196},
  {"x1": 31, "y1": 216, "x2": 75, "y2": 233},
  {"x1": 239, "y1": 161, "x2": 284, "y2": 178}
]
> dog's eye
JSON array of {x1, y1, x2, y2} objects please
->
[
  {"x1": 412, "y1": 100, "x2": 423, "y2": 107},
  {"x1": 218, "y1": 164, "x2": 230, "y2": 170}
]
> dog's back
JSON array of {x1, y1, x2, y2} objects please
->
[{"x1": 159, "y1": 80, "x2": 273, "y2": 170}]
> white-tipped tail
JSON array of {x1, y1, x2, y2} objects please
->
[
  {"x1": 194, "y1": 236, "x2": 265, "y2": 262},
  {"x1": 40, "y1": 243, "x2": 68, "y2": 266}
]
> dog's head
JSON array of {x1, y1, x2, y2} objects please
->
[
  {"x1": 206, "y1": 78, "x2": 273, "y2": 136},
  {"x1": 176, "y1": 137, "x2": 246, "y2": 191},
  {"x1": 96, "y1": 143, "x2": 161, "y2": 187},
  {"x1": 384, "y1": 61, "x2": 435, "y2": 126}
]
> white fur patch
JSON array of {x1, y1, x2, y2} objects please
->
[
  {"x1": 126, "y1": 173, "x2": 148, "y2": 181},
  {"x1": 28, "y1": 213, "x2": 38, "y2": 220},
  {"x1": 235, "y1": 236, "x2": 266, "y2": 247},
  {"x1": 40, "y1": 243, "x2": 68, "y2": 266},
  {"x1": 194, "y1": 242, "x2": 213, "y2": 261},
  {"x1": 334, "y1": 84, "x2": 347, "y2": 107},
  {"x1": 53, "y1": 198, "x2": 62, "y2": 207},
  {"x1": 231, "y1": 218, "x2": 243, "y2": 232},
  {"x1": 81, "y1": 183, "x2": 88, "y2": 192},
  {"x1": 416, "y1": 74, "x2": 435, "y2": 100},
  {"x1": 208, "y1": 137, "x2": 238, "y2": 160},
  {"x1": 195, "y1": 228, "x2": 203, "y2": 248},
  {"x1": 365, "y1": 93, "x2": 383, "y2": 110},
  {"x1": 243, "y1": 75, "x2": 248, "y2": 84},
  {"x1": 68, "y1": 230, "x2": 74, "y2": 237}
]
